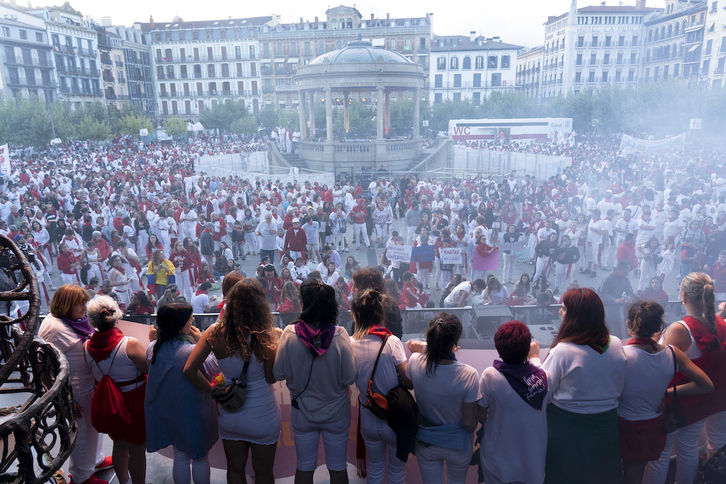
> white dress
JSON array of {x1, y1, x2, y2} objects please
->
[{"x1": 215, "y1": 352, "x2": 281, "y2": 444}]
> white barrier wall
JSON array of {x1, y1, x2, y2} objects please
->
[{"x1": 454, "y1": 147, "x2": 572, "y2": 180}]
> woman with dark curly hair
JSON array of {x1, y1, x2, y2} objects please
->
[
  {"x1": 273, "y1": 279, "x2": 356, "y2": 484},
  {"x1": 184, "y1": 279, "x2": 281, "y2": 484}
]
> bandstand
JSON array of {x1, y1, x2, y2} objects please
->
[{"x1": 293, "y1": 37, "x2": 426, "y2": 173}]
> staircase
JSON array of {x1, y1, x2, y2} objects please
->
[{"x1": 281, "y1": 151, "x2": 309, "y2": 170}]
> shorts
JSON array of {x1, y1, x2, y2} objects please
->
[
  {"x1": 108, "y1": 381, "x2": 147, "y2": 445},
  {"x1": 306, "y1": 242, "x2": 320, "y2": 252}
]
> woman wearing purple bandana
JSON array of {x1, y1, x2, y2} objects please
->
[
  {"x1": 476, "y1": 321, "x2": 552, "y2": 484},
  {"x1": 39, "y1": 284, "x2": 111, "y2": 484},
  {"x1": 273, "y1": 278, "x2": 356, "y2": 484}
]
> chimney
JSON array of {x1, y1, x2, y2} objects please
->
[
  {"x1": 149, "y1": 15, "x2": 155, "y2": 29},
  {"x1": 314, "y1": 16, "x2": 318, "y2": 28},
  {"x1": 300, "y1": 17, "x2": 303, "y2": 29},
  {"x1": 470, "y1": 31, "x2": 476, "y2": 42},
  {"x1": 635, "y1": 0, "x2": 645, "y2": 9},
  {"x1": 371, "y1": 13, "x2": 374, "y2": 24},
  {"x1": 386, "y1": 13, "x2": 390, "y2": 25}
]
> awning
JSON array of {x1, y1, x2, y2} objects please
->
[
  {"x1": 688, "y1": 44, "x2": 700, "y2": 53},
  {"x1": 708, "y1": 22, "x2": 715, "y2": 32}
]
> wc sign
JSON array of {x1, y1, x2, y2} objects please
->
[{"x1": 690, "y1": 118, "x2": 702, "y2": 130}]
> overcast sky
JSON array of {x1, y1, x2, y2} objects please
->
[{"x1": 76, "y1": 0, "x2": 666, "y2": 50}]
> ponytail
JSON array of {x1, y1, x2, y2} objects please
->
[
  {"x1": 424, "y1": 313, "x2": 462, "y2": 375},
  {"x1": 151, "y1": 302, "x2": 193, "y2": 364},
  {"x1": 702, "y1": 283, "x2": 716, "y2": 334},
  {"x1": 351, "y1": 288, "x2": 385, "y2": 340},
  {"x1": 681, "y1": 272, "x2": 717, "y2": 335}
]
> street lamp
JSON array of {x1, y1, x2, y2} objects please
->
[{"x1": 45, "y1": 81, "x2": 60, "y2": 140}]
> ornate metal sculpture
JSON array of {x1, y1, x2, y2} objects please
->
[{"x1": 0, "y1": 234, "x2": 77, "y2": 483}]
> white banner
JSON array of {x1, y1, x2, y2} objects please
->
[
  {"x1": 386, "y1": 244, "x2": 412, "y2": 263},
  {"x1": 440, "y1": 247, "x2": 463, "y2": 265},
  {"x1": 619, "y1": 133, "x2": 686, "y2": 155},
  {"x1": 0, "y1": 144, "x2": 10, "y2": 177}
]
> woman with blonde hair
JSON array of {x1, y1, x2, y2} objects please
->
[
  {"x1": 185, "y1": 280, "x2": 281, "y2": 484},
  {"x1": 644, "y1": 273, "x2": 726, "y2": 484},
  {"x1": 84, "y1": 296, "x2": 148, "y2": 484},
  {"x1": 350, "y1": 289, "x2": 413, "y2": 484},
  {"x1": 39, "y1": 285, "x2": 109, "y2": 484}
]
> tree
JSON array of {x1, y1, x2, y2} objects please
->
[
  {"x1": 230, "y1": 116, "x2": 258, "y2": 136},
  {"x1": 163, "y1": 117, "x2": 188, "y2": 137},
  {"x1": 258, "y1": 104, "x2": 279, "y2": 131},
  {"x1": 76, "y1": 115, "x2": 110, "y2": 141},
  {"x1": 120, "y1": 113, "x2": 153, "y2": 136},
  {"x1": 199, "y1": 99, "x2": 249, "y2": 132}
]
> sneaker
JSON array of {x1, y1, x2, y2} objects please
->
[
  {"x1": 241, "y1": 256, "x2": 246, "y2": 261},
  {"x1": 368, "y1": 245, "x2": 374, "y2": 250},
  {"x1": 356, "y1": 246, "x2": 361, "y2": 250},
  {"x1": 589, "y1": 271, "x2": 597, "y2": 278},
  {"x1": 69, "y1": 475, "x2": 109, "y2": 484},
  {"x1": 582, "y1": 269, "x2": 591, "y2": 274},
  {"x1": 345, "y1": 247, "x2": 349, "y2": 252},
  {"x1": 94, "y1": 457, "x2": 113, "y2": 472}
]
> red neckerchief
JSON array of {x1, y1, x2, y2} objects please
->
[
  {"x1": 87, "y1": 327, "x2": 124, "y2": 362},
  {"x1": 114, "y1": 266, "x2": 126, "y2": 275},
  {"x1": 628, "y1": 337, "x2": 659, "y2": 352},
  {"x1": 195, "y1": 289, "x2": 206, "y2": 296},
  {"x1": 367, "y1": 324, "x2": 392, "y2": 341}
]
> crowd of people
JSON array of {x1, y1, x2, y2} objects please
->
[{"x1": 39, "y1": 267, "x2": 726, "y2": 484}]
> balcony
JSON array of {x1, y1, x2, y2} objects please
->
[
  {"x1": 78, "y1": 49, "x2": 97, "y2": 58},
  {"x1": 181, "y1": 72, "x2": 189, "y2": 79},
  {"x1": 106, "y1": 93, "x2": 117, "y2": 100},
  {"x1": 261, "y1": 66, "x2": 273, "y2": 75},
  {"x1": 101, "y1": 58, "x2": 113, "y2": 65},
  {"x1": 275, "y1": 67, "x2": 286, "y2": 75},
  {"x1": 262, "y1": 85, "x2": 275, "y2": 93},
  {"x1": 118, "y1": 76, "x2": 126, "y2": 83},
  {"x1": 116, "y1": 60, "x2": 124, "y2": 67},
  {"x1": 103, "y1": 75, "x2": 115, "y2": 83},
  {"x1": 276, "y1": 84, "x2": 298, "y2": 92}
]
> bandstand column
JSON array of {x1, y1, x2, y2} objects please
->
[
  {"x1": 384, "y1": 91, "x2": 390, "y2": 137},
  {"x1": 308, "y1": 91, "x2": 316, "y2": 138},
  {"x1": 344, "y1": 92, "x2": 350, "y2": 134},
  {"x1": 325, "y1": 87, "x2": 333, "y2": 142},
  {"x1": 298, "y1": 90, "x2": 307, "y2": 139},
  {"x1": 376, "y1": 86, "x2": 384, "y2": 141},
  {"x1": 413, "y1": 88, "x2": 420, "y2": 139}
]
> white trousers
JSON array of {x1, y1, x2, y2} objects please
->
[
  {"x1": 643, "y1": 417, "x2": 706, "y2": 484},
  {"x1": 177, "y1": 269, "x2": 193, "y2": 302},
  {"x1": 415, "y1": 442, "x2": 470, "y2": 484},
  {"x1": 360, "y1": 406, "x2": 406, "y2": 484},
  {"x1": 354, "y1": 223, "x2": 370, "y2": 248}
]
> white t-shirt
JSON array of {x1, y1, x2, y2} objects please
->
[
  {"x1": 350, "y1": 334, "x2": 406, "y2": 397},
  {"x1": 541, "y1": 337, "x2": 626, "y2": 414},
  {"x1": 406, "y1": 353, "x2": 479, "y2": 425},
  {"x1": 444, "y1": 281, "x2": 474, "y2": 306},
  {"x1": 478, "y1": 367, "x2": 552, "y2": 484},
  {"x1": 191, "y1": 293, "x2": 210, "y2": 313},
  {"x1": 618, "y1": 345, "x2": 675, "y2": 421}
]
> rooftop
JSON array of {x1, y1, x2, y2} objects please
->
[
  {"x1": 431, "y1": 35, "x2": 522, "y2": 52},
  {"x1": 308, "y1": 38, "x2": 413, "y2": 65},
  {"x1": 139, "y1": 16, "x2": 272, "y2": 32}
]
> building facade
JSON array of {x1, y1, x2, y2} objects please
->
[
  {"x1": 111, "y1": 23, "x2": 152, "y2": 114},
  {"x1": 539, "y1": 0, "x2": 659, "y2": 98},
  {"x1": 429, "y1": 33, "x2": 520, "y2": 104},
  {"x1": 703, "y1": 0, "x2": 726, "y2": 86},
  {"x1": 642, "y1": 0, "x2": 707, "y2": 83},
  {"x1": 257, "y1": 6, "x2": 433, "y2": 110},
  {"x1": 0, "y1": 4, "x2": 55, "y2": 102},
  {"x1": 141, "y1": 15, "x2": 270, "y2": 118},
  {"x1": 96, "y1": 24, "x2": 126, "y2": 109},
  {"x1": 27, "y1": 3, "x2": 103, "y2": 106},
  {"x1": 516, "y1": 45, "x2": 543, "y2": 99}
]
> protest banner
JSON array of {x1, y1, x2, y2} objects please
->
[
  {"x1": 386, "y1": 244, "x2": 413, "y2": 262},
  {"x1": 440, "y1": 247, "x2": 463, "y2": 265},
  {"x1": 498, "y1": 240, "x2": 524, "y2": 253},
  {"x1": 411, "y1": 245, "x2": 435, "y2": 263}
]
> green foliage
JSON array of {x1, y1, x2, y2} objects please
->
[
  {"x1": 279, "y1": 109, "x2": 300, "y2": 131},
  {"x1": 230, "y1": 116, "x2": 258, "y2": 135},
  {"x1": 120, "y1": 113, "x2": 153, "y2": 136},
  {"x1": 258, "y1": 104, "x2": 279, "y2": 131},
  {"x1": 163, "y1": 117, "x2": 188, "y2": 137},
  {"x1": 199, "y1": 99, "x2": 249, "y2": 132},
  {"x1": 77, "y1": 115, "x2": 110, "y2": 141}
]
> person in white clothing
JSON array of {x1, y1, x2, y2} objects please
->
[
  {"x1": 477, "y1": 321, "x2": 552, "y2": 484},
  {"x1": 350, "y1": 289, "x2": 413, "y2": 484},
  {"x1": 407, "y1": 313, "x2": 479, "y2": 484},
  {"x1": 84, "y1": 296, "x2": 148, "y2": 484}
]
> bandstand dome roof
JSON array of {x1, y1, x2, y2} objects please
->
[{"x1": 308, "y1": 39, "x2": 413, "y2": 65}]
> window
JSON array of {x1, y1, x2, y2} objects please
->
[
  {"x1": 488, "y1": 55, "x2": 497, "y2": 68},
  {"x1": 434, "y1": 93, "x2": 442, "y2": 103},
  {"x1": 221, "y1": 46, "x2": 227, "y2": 60},
  {"x1": 615, "y1": 70, "x2": 621, "y2": 82},
  {"x1": 473, "y1": 92, "x2": 480, "y2": 104},
  {"x1": 644, "y1": 67, "x2": 650, "y2": 81},
  {"x1": 576, "y1": 53, "x2": 583, "y2": 65},
  {"x1": 463, "y1": 56, "x2": 471, "y2": 69},
  {"x1": 592, "y1": 35, "x2": 598, "y2": 47},
  {"x1": 601, "y1": 71, "x2": 608, "y2": 82},
  {"x1": 276, "y1": 43, "x2": 283, "y2": 56},
  {"x1": 703, "y1": 59, "x2": 710, "y2": 74},
  {"x1": 475, "y1": 56, "x2": 484, "y2": 69},
  {"x1": 630, "y1": 52, "x2": 637, "y2": 64},
  {"x1": 291, "y1": 42, "x2": 297, "y2": 55},
  {"x1": 604, "y1": 53, "x2": 610, "y2": 65},
  {"x1": 19, "y1": 30, "x2": 27, "y2": 40},
  {"x1": 605, "y1": 36, "x2": 611, "y2": 47},
  {"x1": 434, "y1": 74, "x2": 442, "y2": 88},
  {"x1": 450, "y1": 57, "x2": 458, "y2": 69},
  {"x1": 706, "y1": 40, "x2": 713, "y2": 55},
  {"x1": 453, "y1": 92, "x2": 461, "y2": 101},
  {"x1": 453, "y1": 74, "x2": 461, "y2": 87},
  {"x1": 473, "y1": 73, "x2": 481, "y2": 87},
  {"x1": 491, "y1": 73, "x2": 501, "y2": 86},
  {"x1": 577, "y1": 36, "x2": 584, "y2": 47},
  {"x1": 588, "y1": 71, "x2": 595, "y2": 82},
  {"x1": 437, "y1": 57, "x2": 446, "y2": 70},
  {"x1": 1, "y1": 27, "x2": 9, "y2": 37},
  {"x1": 420, "y1": 37, "x2": 426, "y2": 49},
  {"x1": 663, "y1": 65, "x2": 669, "y2": 79},
  {"x1": 590, "y1": 53, "x2": 597, "y2": 64},
  {"x1": 35, "y1": 32, "x2": 43, "y2": 42},
  {"x1": 619, "y1": 35, "x2": 625, "y2": 47},
  {"x1": 501, "y1": 55, "x2": 510, "y2": 68},
  {"x1": 305, "y1": 42, "x2": 311, "y2": 55}
]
